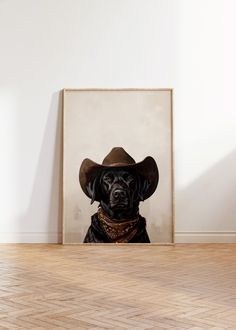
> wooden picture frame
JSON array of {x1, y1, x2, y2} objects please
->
[{"x1": 62, "y1": 89, "x2": 174, "y2": 245}]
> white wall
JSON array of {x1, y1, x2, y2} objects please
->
[{"x1": 0, "y1": 0, "x2": 235, "y2": 243}]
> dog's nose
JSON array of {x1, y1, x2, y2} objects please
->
[{"x1": 113, "y1": 189, "x2": 127, "y2": 199}]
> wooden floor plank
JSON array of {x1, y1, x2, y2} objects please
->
[{"x1": 0, "y1": 244, "x2": 235, "y2": 329}]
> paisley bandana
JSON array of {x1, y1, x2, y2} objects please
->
[{"x1": 97, "y1": 208, "x2": 140, "y2": 243}]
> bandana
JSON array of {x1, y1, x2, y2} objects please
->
[{"x1": 97, "y1": 208, "x2": 140, "y2": 243}]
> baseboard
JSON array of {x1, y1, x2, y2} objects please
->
[
  {"x1": 0, "y1": 232, "x2": 62, "y2": 243},
  {"x1": 0, "y1": 232, "x2": 236, "y2": 244},
  {"x1": 175, "y1": 231, "x2": 236, "y2": 243}
]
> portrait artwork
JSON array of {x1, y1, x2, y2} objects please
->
[{"x1": 62, "y1": 89, "x2": 174, "y2": 244}]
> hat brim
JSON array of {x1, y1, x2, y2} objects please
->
[{"x1": 79, "y1": 156, "x2": 159, "y2": 201}]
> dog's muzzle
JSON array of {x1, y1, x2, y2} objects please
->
[{"x1": 110, "y1": 185, "x2": 129, "y2": 209}]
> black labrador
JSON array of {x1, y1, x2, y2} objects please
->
[{"x1": 83, "y1": 168, "x2": 150, "y2": 243}]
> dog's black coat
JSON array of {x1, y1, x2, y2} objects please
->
[{"x1": 83, "y1": 168, "x2": 150, "y2": 243}]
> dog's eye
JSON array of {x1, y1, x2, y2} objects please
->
[
  {"x1": 123, "y1": 174, "x2": 134, "y2": 184},
  {"x1": 103, "y1": 174, "x2": 114, "y2": 184}
]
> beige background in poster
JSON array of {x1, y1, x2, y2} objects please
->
[{"x1": 63, "y1": 90, "x2": 173, "y2": 243}]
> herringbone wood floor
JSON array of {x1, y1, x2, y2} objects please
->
[{"x1": 0, "y1": 244, "x2": 236, "y2": 329}]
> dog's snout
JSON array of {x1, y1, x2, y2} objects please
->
[{"x1": 113, "y1": 189, "x2": 127, "y2": 199}]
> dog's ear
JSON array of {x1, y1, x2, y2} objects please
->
[
  {"x1": 86, "y1": 176, "x2": 99, "y2": 204},
  {"x1": 138, "y1": 176, "x2": 150, "y2": 202}
]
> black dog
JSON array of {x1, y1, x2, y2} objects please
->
[
  {"x1": 79, "y1": 147, "x2": 159, "y2": 243},
  {"x1": 83, "y1": 168, "x2": 151, "y2": 243}
]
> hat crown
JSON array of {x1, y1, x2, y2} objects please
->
[{"x1": 102, "y1": 147, "x2": 135, "y2": 166}]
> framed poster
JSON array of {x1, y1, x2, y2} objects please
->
[{"x1": 62, "y1": 89, "x2": 174, "y2": 244}]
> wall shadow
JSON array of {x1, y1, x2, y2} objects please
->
[
  {"x1": 19, "y1": 91, "x2": 63, "y2": 242},
  {"x1": 176, "y1": 150, "x2": 236, "y2": 232}
]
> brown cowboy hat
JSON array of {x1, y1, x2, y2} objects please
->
[{"x1": 79, "y1": 147, "x2": 159, "y2": 201}]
